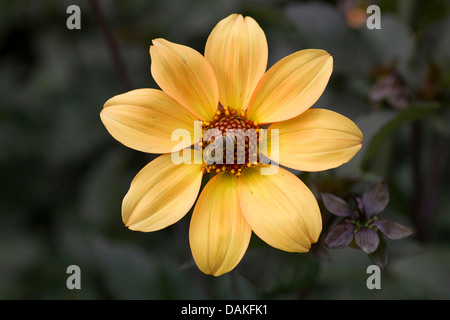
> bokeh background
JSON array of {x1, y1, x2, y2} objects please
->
[{"x1": 1, "y1": 0, "x2": 449, "y2": 299}]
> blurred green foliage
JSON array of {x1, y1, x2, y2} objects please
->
[{"x1": 1, "y1": 0, "x2": 449, "y2": 299}]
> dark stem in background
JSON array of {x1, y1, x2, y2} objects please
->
[
  {"x1": 229, "y1": 271, "x2": 239, "y2": 299},
  {"x1": 411, "y1": 121, "x2": 423, "y2": 239},
  {"x1": 89, "y1": 0, "x2": 133, "y2": 91},
  {"x1": 415, "y1": 132, "x2": 450, "y2": 241}
]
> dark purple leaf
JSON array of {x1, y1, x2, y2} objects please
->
[
  {"x1": 354, "y1": 194, "x2": 365, "y2": 217},
  {"x1": 368, "y1": 73, "x2": 408, "y2": 110},
  {"x1": 372, "y1": 219, "x2": 414, "y2": 240},
  {"x1": 324, "y1": 223, "x2": 355, "y2": 249},
  {"x1": 369, "y1": 237, "x2": 389, "y2": 270},
  {"x1": 355, "y1": 227, "x2": 380, "y2": 254},
  {"x1": 362, "y1": 181, "x2": 390, "y2": 218},
  {"x1": 321, "y1": 193, "x2": 355, "y2": 218}
]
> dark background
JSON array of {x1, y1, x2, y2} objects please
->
[{"x1": 1, "y1": 0, "x2": 449, "y2": 299}]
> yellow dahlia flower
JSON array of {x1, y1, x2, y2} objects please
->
[{"x1": 100, "y1": 13, "x2": 363, "y2": 276}]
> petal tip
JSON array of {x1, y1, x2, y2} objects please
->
[
  {"x1": 149, "y1": 38, "x2": 167, "y2": 54},
  {"x1": 151, "y1": 38, "x2": 164, "y2": 45},
  {"x1": 225, "y1": 13, "x2": 242, "y2": 20}
]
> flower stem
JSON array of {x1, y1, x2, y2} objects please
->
[
  {"x1": 89, "y1": 0, "x2": 133, "y2": 91},
  {"x1": 415, "y1": 132, "x2": 450, "y2": 240},
  {"x1": 411, "y1": 120, "x2": 423, "y2": 234}
]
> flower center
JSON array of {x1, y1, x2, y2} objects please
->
[{"x1": 201, "y1": 106, "x2": 261, "y2": 177}]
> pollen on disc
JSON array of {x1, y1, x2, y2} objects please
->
[{"x1": 201, "y1": 107, "x2": 261, "y2": 177}]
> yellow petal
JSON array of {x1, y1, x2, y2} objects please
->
[
  {"x1": 150, "y1": 38, "x2": 219, "y2": 121},
  {"x1": 238, "y1": 167, "x2": 322, "y2": 252},
  {"x1": 189, "y1": 173, "x2": 251, "y2": 276},
  {"x1": 266, "y1": 108, "x2": 363, "y2": 172},
  {"x1": 246, "y1": 49, "x2": 333, "y2": 124},
  {"x1": 205, "y1": 14, "x2": 268, "y2": 111},
  {"x1": 123, "y1": 152, "x2": 203, "y2": 232},
  {"x1": 100, "y1": 89, "x2": 199, "y2": 154}
]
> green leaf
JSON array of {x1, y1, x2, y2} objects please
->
[
  {"x1": 237, "y1": 247, "x2": 319, "y2": 296},
  {"x1": 363, "y1": 102, "x2": 440, "y2": 164},
  {"x1": 338, "y1": 109, "x2": 397, "y2": 174},
  {"x1": 284, "y1": 1, "x2": 369, "y2": 75},
  {"x1": 92, "y1": 237, "x2": 158, "y2": 299},
  {"x1": 360, "y1": 14, "x2": 413, "y2": 76},
  {"x1": 369, "y1": 237, "x2": 389, "y2": 270}
]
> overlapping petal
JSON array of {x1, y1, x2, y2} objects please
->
[
  {"x1": 189, "y1": 173, "x2": 252, "y2": 276},
  {"x1": 238, "y1": 166, "x2": 322, "y2": 252},
  {"x1": 266, "y1": 108, "x2": 363, "y2": 172},
  {"x1": 123, "y1": 152, "x2": 203, "y2": 232},
  {"x1": 100, "y1": 89, "x2": 198, "y2": 154},
  {"x1": 205, "y1": 14, "x2": 268, "y2": 111},
  {"x1": 150, "y1": 39, "x2": 219, "y2": 121},
  {"x1": 98, "y1": 13, "x2": 366, "y2": 277},
  {"x1": 246, "y1": 49, "x2": 333, "y2": 124}
]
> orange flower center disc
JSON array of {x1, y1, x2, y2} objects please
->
[{"x1": 201, "y1": 106, "x2": 261, "y2": 177}]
